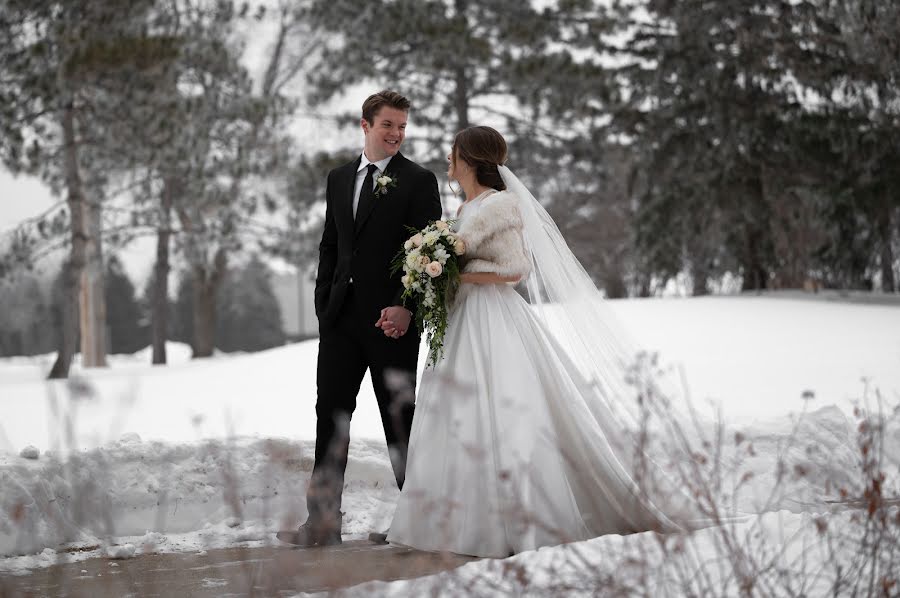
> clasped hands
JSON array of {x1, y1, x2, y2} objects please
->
[
  {"x1": 375, "y1": 272, "x2": 521, "y2": 339},
  {"x1": 376, "y1": 305, "x2": 412, "y2": 339}
]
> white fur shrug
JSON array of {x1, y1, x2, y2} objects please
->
[{"x1": 456, "y1": 191, "x2": 532, "y2": 279}]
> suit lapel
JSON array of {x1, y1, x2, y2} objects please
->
[{"x1": 354, "y1": 152, "x2": 408, "y2": 237}]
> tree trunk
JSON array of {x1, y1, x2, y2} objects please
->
[
  {"x1": 688, "y1": 242, "x2": 711, "y2": 296},
  {"x1": 740, "y1": 228, "x2": 769, "y2": 292},
  {"x1": 454, "y1": 64, "x2": 470, "y2": 131},
  {"x1": 297, "y1": 261, "x2": 307, "y2": 337},
  {"x1": 691, "y1": 263, "x2": 710, "y2": 296},
  {"x1": 151, "y1": 178, "x2": 175, "y2": 364},
  {"x1": 453, "y1": 0, "x2": 470, "y2": 130},
  {"x1": 877, "y1": 193, "x2": 896, "y2": 293},
  {"x1": 603, "y1": 273, "x2": 628, "y2": 299},
  {"x1": 48, "y1": 260, "x2": 80, "y2": 379},
  {"x1": 740, "y1": 176, "x2": 770, "y2": 292},
  {"x1": 191, "y1": 249, "x2": 227, "y2": 358},
  {"x1": 48, "y1": 99, "x2": 88, "y2": 379},
  {"x1": 79, "y1": 195, "x2": 107, "y2": 367},
  {"x1": 192, "y1": 271, "x2": 216, "y2": 358}
]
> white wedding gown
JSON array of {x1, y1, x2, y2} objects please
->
[{"x1": 388, "y1": 192, "x2": 677, "y2": 558}]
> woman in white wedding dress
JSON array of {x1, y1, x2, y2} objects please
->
[{"x1": 387, "y1": 127, "x2": 686, "y2": 558}]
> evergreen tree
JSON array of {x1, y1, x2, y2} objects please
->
[
  {"x1": 104, "y1": 255, "x2": 148, "y2": 354},
  {"x1": 173, "y1": 257, "x2": 285, "y2": 353},
  {"x1": 0, "y1": 1, "x2": 158, "y2": 374},
  {"x1": 216, "y1": 255, "x2": 286, "y2": 352},
  {"x1": 300, "y1": 0, "x2": 604, "y2": 169},
  {"x1": 171, "y1": 270, "x2": 195, "y2": 348},
  {"x1": 0, "y1": 273, "x2": 55, "y2": 357},
  {"x1": 806, "y1": 0, "x2": 900, "y2": 291},
  {"x1": 2, "y1": 1, "x2": 298, "y2": 369},
  {"x1": 297, "y1": 0, "x2": 631, "y2": 291},
  {"x1": 262, "y1": 150, "x2": 357, "y2": 268}
]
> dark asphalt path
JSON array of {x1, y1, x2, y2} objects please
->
[{"x1": 0, "y1": 540, "x2": 475, "y2": 597}]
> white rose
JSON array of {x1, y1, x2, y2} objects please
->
[
  {"x1": 434, "y1": 220, "x2": 449, "y2": 231},
  {"x1": 404, "y1": 239, "x2": 414, "y2": 251},
  {"x1": 377, "y1": 175, "x2": 392, "y2": 186},
  {"x1": 425, "y1": 261, "x2": 443, "y2": 278},
  {"x1": 433, "y1": 246, "x2": 450, "y2": 263},
  {"x1": 453, "y1": 239, "x2": 466, "y2": 255},
  {"x1": 423, "y1": 230, "x2": 440, "y2": 246},
  {"x1": 410, "y1": 233, "x2": 424, "y2": 247}
]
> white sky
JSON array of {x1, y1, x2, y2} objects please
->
[{"x1": 0, "y1": 172, "x2": 55, "y2": 233}]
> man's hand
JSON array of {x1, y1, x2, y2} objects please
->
[{"x1": 376, "y1": 306, "x2": 412, "y2": 339}]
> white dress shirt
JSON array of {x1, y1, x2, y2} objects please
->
[{"x1": 353, "y1": 153, "x2": 394, "y2": 219}]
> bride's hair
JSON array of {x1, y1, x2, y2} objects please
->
[{"x1": 452, "y1": 126, "x2": 508, "y2": 191}]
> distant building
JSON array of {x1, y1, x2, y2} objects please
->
[{"x1": 271, "y1": 267, "x2": 318, "y2": 339}]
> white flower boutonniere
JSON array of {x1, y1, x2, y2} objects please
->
[{"x1": 374, "y1": 172, "x2": 398, "y2": 197}]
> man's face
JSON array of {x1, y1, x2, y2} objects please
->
[{"x1": 362, "y1": 106, "x2": 407, "y2": 161}]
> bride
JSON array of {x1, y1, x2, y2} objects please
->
[{"x1": 386, "y1": 126, "x2": 691, "y2": 558}]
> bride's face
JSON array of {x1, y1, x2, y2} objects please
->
[
  {"x1": 446, "y1": 151, "x2": 456, "y2": 180},
  {"x1": 447, "y1": 148, "x2": 468, "y2": 183}
]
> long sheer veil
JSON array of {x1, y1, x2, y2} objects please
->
[
  {"x1": 499, "y1": 165, "x2": 710, "y2": 529},
  {"x1": 500, "y1": 165, "x2": 644, "y2": 426}
]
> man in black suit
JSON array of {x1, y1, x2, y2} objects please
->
[{"x1": 278, "y1": 91, "x2": 442, "y2": 547}]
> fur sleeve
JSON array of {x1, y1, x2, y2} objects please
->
[{"x1": 459, "y1": 192, "x2": 532, "y2": 279}]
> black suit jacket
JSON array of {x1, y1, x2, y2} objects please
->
[{"x1": 314, "y1": 152, "x2": 442, "y2": 330}]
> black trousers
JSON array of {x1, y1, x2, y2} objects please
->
[{"x1": 307, "y1": 284, "x2": 419, "y2": 520}]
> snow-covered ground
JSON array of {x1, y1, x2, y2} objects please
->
[{"x1": 1, "y1": 295, "x2": 898, "y2": 592}]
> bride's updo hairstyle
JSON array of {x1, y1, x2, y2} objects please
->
[{"x1": 452, "y1": 126, "x2": 508, "y2": 191}]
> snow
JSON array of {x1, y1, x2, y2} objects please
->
[
  {"x1": 0, "y1": 295, "x2": 898, "y2": 585},
  {"x1": 105, "y1": 543, "x2": 135, "y2": 560},
  {"x1": 611, "y1": 296, "x2": 900, "y2": 420},
  {"x1": 328, "y1": 508, "x2": 889, "y2": 597},
  {"x1": 18, "y1": 446, "x2": 39, "y2": 460}
]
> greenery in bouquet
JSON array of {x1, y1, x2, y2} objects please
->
[{"x1": 391, "y1": 220, "x2": 466, "y2": 365}]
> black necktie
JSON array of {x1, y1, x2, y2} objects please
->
[{"x1": 356, "y1": 163, "x2": 378, "y2": 222}]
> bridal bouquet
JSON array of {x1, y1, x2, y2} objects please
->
[{"x1": 392, "y1": 220, "x2": 466, "y2": 365}]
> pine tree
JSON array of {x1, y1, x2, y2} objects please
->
[
  {"x1": 173, "y1": 256, "x2": 285, "y2": 353},
  {"x1": 104, "y1": 255, "x2": 148, "y2": 354},
  {"x1": 216, "y1": 255, "x2": 286, "y2": 352},
  {"x1": 810, "y1": 0, "x2": 900, "y2": 291},
  {"x1": 1, "y1": 0, "x2": 176, "y2": 375},
  {"x1": 2, "y1": 1, "x2": 299, "y2": 368},
  {"x1": 607, "y1": 1, "x2": 830, "y2": 292},
  {"x1": 298, "y1": 0, "x2": 631, "y2": 291},
  {"x1": 0, "y1": 273, "x2": 55, "y2": 357},
  {"x1": 603, "y1": 0, "x2": 900, "y2": 293},
  {"x1": 171, "y1": 271, "x2": 195, "y2": 349},
  {"x1": 301, "y1": 0, "x2": 603, "y2": 168}
]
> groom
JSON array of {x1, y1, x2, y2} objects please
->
[{"x1": 278, "y1": 90, "x2": 442, "y2": 547}]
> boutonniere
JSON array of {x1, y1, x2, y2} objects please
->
[{"x1": 374, "y1": 172, "x2": 398, "y2": 197}]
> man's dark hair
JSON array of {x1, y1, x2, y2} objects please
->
[{"x1": 362, "y1": 90, "x2": 411, "y2": 124}]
